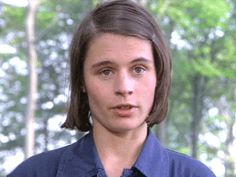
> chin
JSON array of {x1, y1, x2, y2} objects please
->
[{"x1": 109, "y1": 122, "x2": 147, "y2": 134}]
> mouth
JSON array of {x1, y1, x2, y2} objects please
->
[
  {"x1": 111, "y1": 104, "x2": 137, "y2": 110},
  {"x1": 111, "y1": 104, "x2": 138, "y2": 117}
]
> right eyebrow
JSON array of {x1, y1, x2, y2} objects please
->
[{"x1": 91, "y1": 60, "x2": 114, "y2": 69}]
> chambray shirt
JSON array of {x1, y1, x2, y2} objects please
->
[{"x1": 8, "y1": 130, "x2": 216, "y2": 177}]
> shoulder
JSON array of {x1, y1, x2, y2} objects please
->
[
  {"x1": 7, "y1": 142, "x2": 77, "y2": 177},
  {"x1": 165, "y1": 148, "x2": 216, "y2": 177},
  {"x1": 139, "y1": 131, "x2": 216, "y2": 177}
]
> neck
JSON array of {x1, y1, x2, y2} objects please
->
[{"x1": 93, "y1": 121, "x2": 148, "y2": 177}]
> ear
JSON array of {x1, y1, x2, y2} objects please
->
[{"x1": 81, "y1": 85, "x2": 86, "y2": 93}]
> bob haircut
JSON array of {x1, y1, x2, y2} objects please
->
[{"x1": 62, "y1": 0, "x2": 172, "y2": 132}]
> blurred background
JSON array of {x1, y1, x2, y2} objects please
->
[{"x1": 0, "y1": 0, "x2": 235, "y2": 176}]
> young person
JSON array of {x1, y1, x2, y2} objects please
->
[{"x1": 8, "y1": 0, "x2": 216, "y2": 177}]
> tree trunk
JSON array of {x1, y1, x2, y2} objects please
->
[
  {"x1": 190, "y1": 75, "x2": 206, "y2": 158},
  {"x1": 224, "y1": 112, "x2": 235, "y2": 177},
  {"x1": 156, "y1": 119, "x2": 167, "y2": 145},
  {"x1": 136, "y1": 0, "x2": 148, "y2": 6},
  {"x1": 25, "y1": 0, "x2": 40, "y2": 158},
  {"x1": 43, "y1": 117, "x2": 49, "y2": 152}
]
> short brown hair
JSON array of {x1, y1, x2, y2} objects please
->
[{"x1": 61, "y1": 0, "x2": 172, "y2": 132}]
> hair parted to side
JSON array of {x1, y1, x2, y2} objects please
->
[{"x1": 61, "y1": 0, "x2": 172, "y2": 132}]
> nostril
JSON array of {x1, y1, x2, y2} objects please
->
[
  {"x1": 115, "y1": 90, "x2": 133, "y2": 96},
  {"x1": 128, "y1": 90, "x2": 133, "y2": 95}
]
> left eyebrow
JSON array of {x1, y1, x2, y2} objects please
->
[{"x1": 130, "y1": 57, "x2": 153, "y2": 64}]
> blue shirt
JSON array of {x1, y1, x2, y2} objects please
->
[{"x1": 8, "y1": 130, "x2": 216, "y2": 177}]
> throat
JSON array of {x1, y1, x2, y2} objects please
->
[
  {"x1": 93, "y1": 126, "x2": 148, "y2": 177},
  {"x1": 99, "y1": 148, "x2": 140, "y2": 177}
]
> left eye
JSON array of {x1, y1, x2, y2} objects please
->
[
  {"x1": 101, "y1": 69, "x2": 112, "y2": 76},
  {"x1": 133, "y1": 66, "x2": 145, "y2": 74}
]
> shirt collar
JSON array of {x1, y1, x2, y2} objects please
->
[
  {"x1": 57, "y1": 132, "x2": 105, "y2": 177},
  {"x1": 133, "y1": 129, "x2": 169, "y2": 177},
  {"x1": 57, "y1": 129, "x2": 168, "y2": 177}
]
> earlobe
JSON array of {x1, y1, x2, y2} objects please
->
[{"x1": 81, "y1": 86, "x2": 86, "y2": 93}]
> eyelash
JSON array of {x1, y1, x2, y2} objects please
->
[
  {"x1": 98, "y1": 68, "x2": 114, "y2": 77},
  {"x1": 97, "y1": 65, "x2": 147, "y2": 78},
  {"x1": 132, "y1": 65, "x2": 146, "y2": 74},
  {"x1": 100, "y1": 69, "x2": 113, "y2": 75}
]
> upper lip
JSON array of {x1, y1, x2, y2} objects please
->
[{"x1": 111, "y1": 103, "x2": 138, "y2": 109}]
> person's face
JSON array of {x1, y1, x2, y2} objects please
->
[{"x1": 83, "y1": 33, "x2": 156, "y2": 134}]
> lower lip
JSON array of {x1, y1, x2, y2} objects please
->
[{"x1": 112, "y1": 107, "x2": 136, "y2": 117}]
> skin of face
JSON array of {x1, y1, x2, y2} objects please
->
[{"x1": 83, "y1": 33, "x2": 157, "y2": 135}]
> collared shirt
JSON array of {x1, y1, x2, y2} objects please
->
[{"x1": 8, "y1": 130, "x2": 216, "y2": 177}]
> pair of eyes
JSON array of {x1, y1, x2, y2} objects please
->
[{"x1": 98, "y1": 65, "x2": 147, "y2": 77}]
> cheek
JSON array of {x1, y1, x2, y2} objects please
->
[
  {"x1": 142, "y1": 75, "x2": 156, "y2": 92},
  {"x1": 85, "y1": 82, "x2": 109, "y2": 109},
  {"x1": 86, "y1": 90, "x2": 102, "y2": 114},
  {"x1": 140, "y1": 76, "x2": 156, "y2": 103}
]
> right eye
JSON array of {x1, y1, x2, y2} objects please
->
[
  {"x1": 100, "y1": 69, "x2": 113, "y2": 76},
  {"x1": 98, "y1": 68, "x2": 114, "y2": 79}
]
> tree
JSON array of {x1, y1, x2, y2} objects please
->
[{"x1": 25, "y1": 0, "x2": 40, "y2": 159}]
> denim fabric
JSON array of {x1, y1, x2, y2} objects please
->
[{"x1": 7, "y1": 130, "x2": 216, "y2": 177}]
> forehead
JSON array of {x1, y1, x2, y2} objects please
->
[
  {"x1": 89, "y1": 32, "x2": 151, "y2": 48},
  {"x1": 85, "y1": 33, "x2": 153, "y2": 64}
]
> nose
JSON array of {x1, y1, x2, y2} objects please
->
[{"x1": 114, "y1": 72, "x2": 134, "y2": 97}]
